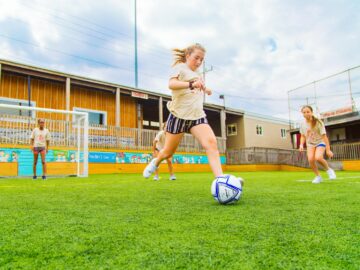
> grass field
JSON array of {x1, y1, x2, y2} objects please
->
[{"x1": 0, "y1": 171, "x2": 359, "y2": 269}]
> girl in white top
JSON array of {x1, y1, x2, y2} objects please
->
[
  {"x1": 30, "y1": 119, "x2": 51, "y2": 180},
  {"x1": 152, "y1": 122, "x2": 176, "y2": 181},
  {"x1": 299, "y1": 105, "x2": 336, "y2": 183},
  {"x1": 144, "y1": 43, "x2": 242, "y2": 184}
]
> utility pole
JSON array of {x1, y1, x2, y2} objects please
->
[{"x1": 202, "y1": 60, "x2": 213, "y2": 102}]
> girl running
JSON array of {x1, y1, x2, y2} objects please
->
[{"x1": 299, "y1": 105, "x2": 336, "y2": 183}]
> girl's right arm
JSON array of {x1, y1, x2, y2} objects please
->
[
  {"x1": 299, "y1": 135, "x2": 305, "y2": 151},
  {"x1": 169, "y1": 78, "x2": 205, "y2": 91},
  {"x1": 30, "y1": 129, "x2": 34, "y2": 151}
]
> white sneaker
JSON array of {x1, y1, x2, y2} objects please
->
[
  {"x1": 326, "y1": 168, "x2": 336, "y2": 180},
  {"x1": 153, "y1": 175, "x2": 159, "y2": 181},
  {"x1": 169, "y1": 175, "x2": 176, "y2": 181},
  {"x1": 143, "y1": 158, "x2": 158, "y2": 179},
  {"x1": 312, "y1": 176, "x2": 323, "y2": 184}
]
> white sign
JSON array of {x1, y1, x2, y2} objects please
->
[{"x1": 131, "y1": 91, "x2": 148, "y2": 99}]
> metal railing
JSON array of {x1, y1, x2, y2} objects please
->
[
  {"x1": 331, "y1": 142, "x2": 360, "y2": 161},
  {"x1": 0, "y1": 114, "x2": 226, "y2": 153},
  {"x1": 226, "y1": 147, "x2": 309, "y2": 167},
  {"x1": 227, "y1": 143, "x2": 360, "y2": 167}
]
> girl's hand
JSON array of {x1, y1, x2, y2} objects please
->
[
  {"x1": 204, "y1": 88, "x2": 212, "y2": 95},
  {"x1": 326, "y1": 149, "x2": 334, "y2": 158},
  {"x1": 192, "y1": 78, "x2": 205, "y2": 91},
  {"x1": 299, "y1": 145, "x2": 304, "y2": 151}
]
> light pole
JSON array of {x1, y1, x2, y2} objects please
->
[
  {"x1": 219, "y1": 94, "x2": 225, "y2": 108},
  {"x1": 134, "y1": 0, "x2": 138, "y2": 88}
]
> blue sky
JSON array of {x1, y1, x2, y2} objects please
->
[{"x1": 0, "y1": 0, "x2": 359, "y2": 121}]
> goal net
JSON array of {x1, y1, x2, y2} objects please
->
[{"x1": 0, "y1": 104, "x2": 88, "y2": 177}]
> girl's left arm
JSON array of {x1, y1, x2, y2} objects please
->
[{"x1": 322, "y1": 134, "x2": 334, "y2": 158}]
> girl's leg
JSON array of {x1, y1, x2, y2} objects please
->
[
  {"x1": 33, "y1": 152, "x2": 39, "y2": 177},
  {"x1": 307, "y1": 147, "x2": 320, "y2": 176},
  {"x1": 166, "y1": 157, "x2": 174, "y2": 175},
  {"x1": 314, "y1": 147, "x2": 330, "y2": 170},
  {"x1": 190, "y1": 124, "x2": 223, "y2": 177},
  {"x1": 143, "y1": 133, "x2": 183, "y2": 178},
  {"x1": 166, "y1": 157, "x2": 176, "y2": 180},
  {"x1": 155, "y1": 133, "x2": 183, "y2": 166},
  {"x1": 153, "y1": 150, "x2": 159, "y2": 178},
  {"x1": 40, "y1": 151, "x2": 47, "y2": 177}
]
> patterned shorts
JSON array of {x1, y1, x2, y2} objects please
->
[
  {"x1": 33, "y1": 147, "x2": 46, "y2": 153},
  {"x1": 166, "y1": 113, "x2": 208, "y2": 134}
]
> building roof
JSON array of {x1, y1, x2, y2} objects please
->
[{"x1": 0, "y1": 58, "x2": 246, "y2": 116}]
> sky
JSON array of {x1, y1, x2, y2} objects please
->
[{"x1": 0, "y1": 0, "x2": 359, "y2": 122}]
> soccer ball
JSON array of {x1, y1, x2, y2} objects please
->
[{"x1": 211, "y1": 175, "x2": 243, "y2": 204}]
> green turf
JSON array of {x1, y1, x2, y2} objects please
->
[{"x1": 0, "y1": 171, "x2": 359, "y2": 269}]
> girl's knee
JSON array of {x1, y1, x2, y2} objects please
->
[
  {"x1": 204, "y1": 138, "x2": 218, "y2": 151},
  {"x1": 161, "y1": 151, "x2": 173, "y2": 159}
]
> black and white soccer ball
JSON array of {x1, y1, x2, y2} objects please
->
[{"x1": 211, "y1": 175, "x2": 243, "y2": 204}]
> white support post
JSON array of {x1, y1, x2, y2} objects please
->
[
  {"x1": 159, "y1": 96, "x2": 163, "y2": 129},
  {"x1": 66, "y1": 77, "x2": 71, "y2": 121},
  {"x1": 220, "y1": 109, "x2": 226, "y2": 139},
  {"x1": 116, "y1": 87, "x2": 121, "y2": 127},
  {"x1": 82, "y1": 115, "x2": 89, "y2": 177}
]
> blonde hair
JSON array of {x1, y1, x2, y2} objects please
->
[
  {"x1": 301, "y1": 105, "x2": 323, "y2": 128},
  {"x1": 172, "y1": 43, "x2": 206, "y2": 66}
]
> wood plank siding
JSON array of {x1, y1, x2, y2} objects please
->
[{"x1": 1, "y1": 72, "x2": 138, "y2": 128}]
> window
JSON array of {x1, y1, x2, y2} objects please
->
[
  {"x1": 73, "y1": 107, "x2": 107, "y2": 126},
  {"x1": 281, "y1": 128, "x2": 286, "y2": 138},
  {"x1": 227, "y1": 124, "x2": 237, "y2": 136},
  {"x1": 0, "y1": 97, "x2": 36, "y2": 117},
  {"x1": 256, "y1": 125, "x2": 263, "y2": 135},
  {"x1": 150, "y1": 121, "x2": 159, "y2": 127}
]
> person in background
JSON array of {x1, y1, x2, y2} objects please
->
[
  {"x1": 299, "y1": 105, "x2": 336, "y2": 184},
  {"x1": 152, "y1": 122, "x2": 176, "y2": 181},
  {"x1": 31, "y1": 119, "x2": 51, "y2": 180}
]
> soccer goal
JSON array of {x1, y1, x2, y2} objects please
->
[{"x1": 0, "y1": 104, "x2": 89, "y2": 177}]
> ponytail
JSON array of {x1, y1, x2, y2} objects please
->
[
  {"x1": 172, "y1": 43, "x2": 206, "y2": 66},
  {"x1": 311, "y1": 115, "x2": 324, "y2": 129}
]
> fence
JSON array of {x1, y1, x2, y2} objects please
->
[
  {"x1": 227, "y1": 143, "x2": 360, "y2": 167},
  {"x1": 288, "y1": 65, "x2": 360, "y2": 129},
  {"x1": 226, "y1": 147, "x2": 309, "y2": 167},
  {"x1": 331, "y1": 142, "x2": 360, "y2": 161},
  {"x1": 0, "y1": 114, "x2": 226, "y2": 153}
]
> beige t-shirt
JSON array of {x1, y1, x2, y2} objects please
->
[
  {"x1": 154, "y1": 130, "x2": 166, "y2": 150},
  {"x1": 300, "y1": 120, "x2": 326, "y2": 147},
  {"x1": 31, "y1": 128, "x2": 51, "y2": 147},
  {"x1": 167, "y1": 63, "x2": 206, "y2": 120}
]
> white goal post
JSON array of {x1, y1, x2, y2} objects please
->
[{"x1": 0, "y1": 104, "x2": 89, "y2": 177}]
